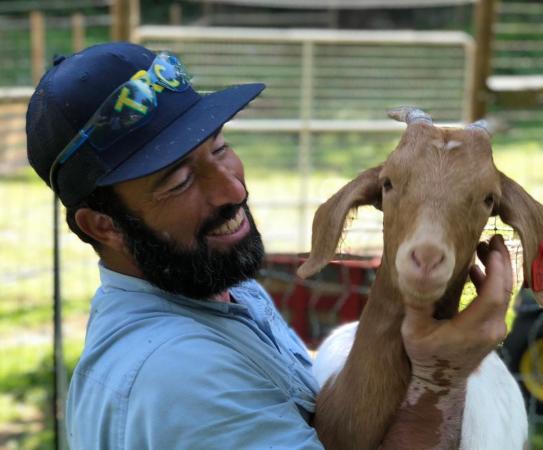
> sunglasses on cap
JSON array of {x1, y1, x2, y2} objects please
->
[{"x1": 48, "y1": 52, "x2": 192, "y2": 193}]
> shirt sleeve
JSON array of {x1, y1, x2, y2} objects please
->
[{"x1": 124, "y1": 332, "x2": 325, "y2": 450}]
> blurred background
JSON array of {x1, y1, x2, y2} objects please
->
[{"x1": 1, "y1": 0, "x2": 542, "y2": 448}]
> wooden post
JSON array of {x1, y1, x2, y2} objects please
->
[
  {"x1": 202, "y1": 1, "x2": 213, "y2": 26},
  {"x1": 328, "y1": 9, "x2": 339, "y2": 29},
  {"x1": 470, "y1": 0, "x2": 497, "y2": 121},
  {"x1": 169, "y1": 3, "x2": 183, "y2": 25},
  {"x1": 72, "y1": 13, "x2": 85, "y2": 52},
  {"x1": 110, "y1": 0, "x2": 129, "y2": 41},
  {"x1": 128, "y1": 0, "x2": 141, "y2": 41},
  {"x1": 30, "y1": 10, "x2": 45, "y2": 86},
  {"x1": 110, "y1": 0, "x2": 139, "y2": 41}
]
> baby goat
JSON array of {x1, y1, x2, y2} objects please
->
[{"x1": 298, "y1": 108, "x2": 543, "y2": 449}]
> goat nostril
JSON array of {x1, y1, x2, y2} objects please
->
[
  {"x1": 411, "y1": 245, "x2": 446, "y2": 273},
  {"x1": 411, "y1": 250, "x2": 422, "y2": 268}
]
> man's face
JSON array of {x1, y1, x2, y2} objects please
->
[{"x1": 111, "y1": 131, "x2": 264, "y2": 298}]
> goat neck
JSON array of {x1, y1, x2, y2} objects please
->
[
  {"x1": 314, "y1": 252, "x2": 471, "y2": 450},
  {"x1": 314, "y1": 257, "x2": 408, "y2": 450}
]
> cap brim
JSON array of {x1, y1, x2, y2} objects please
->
[{"x1": 96, "y1": 82, "x2": 265, "y2": 186}]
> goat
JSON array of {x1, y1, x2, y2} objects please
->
[{"x1": 297, "y1": 107, "x2": 543, "y2": 449}]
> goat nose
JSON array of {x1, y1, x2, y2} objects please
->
[{"x1": 410, "y1": 244, "x2": 446, "y2": 275}]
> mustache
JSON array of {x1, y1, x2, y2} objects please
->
[{"x1": 198, "y1": 195, "x2": 249, "y2": 238}]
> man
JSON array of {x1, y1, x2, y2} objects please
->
[{"x1": 26, "y1": 42, "x2": 512, "y2": 449}]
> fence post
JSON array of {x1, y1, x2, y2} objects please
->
[
  {"x1": 128, "y1": 0, "x2": 141, "y2": 41},
  {"x1": 72, "y1": 13, "x2": 85, "y2": 52},
  {"x1": 30, "y1": 10, "x2": 45, "y2": 86},
  {"x1": 202, "y1": 1, "x2": 213, "y2": 26},
  {"x1": 53, "y1": 195, "x2": 69, "y2": 450},
  {"x1": 110, "y1": 0, "x2": 140, "y2": 41},
  {"x1": 170, "y1": 3, "x2": 183, "y2": 25},
  {"x1": 110, "y1": 0, "x2": 128, "y2": 40},
  {"x1": 471, "y1": 0, "x2": 497, "y2": 121}
]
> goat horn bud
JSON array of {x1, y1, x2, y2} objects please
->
[
  {"x1": 466, "y1": 119, "x2": 491, "y2": 135},
  {"x1": 387, "y1": 106, "x2": 432, "y2": 125}
]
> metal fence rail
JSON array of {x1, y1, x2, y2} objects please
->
[{"x1": 135, "y1": 26, "x2": 475, "y2": 123}]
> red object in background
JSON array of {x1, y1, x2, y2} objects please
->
[
  {"x1": 258, "y1": 254, "x2": 381, "y2": 349},
  {"x1": 531, "y1": 242, "x2": 543, "y2": 292}
]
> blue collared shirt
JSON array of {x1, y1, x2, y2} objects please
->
[{"x1": 66, "y1": 264, "x2": 324, "y2": 449}]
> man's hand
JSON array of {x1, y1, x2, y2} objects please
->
[{"x1": 401, "y1": 234, "x2": 512, "y2": 386}]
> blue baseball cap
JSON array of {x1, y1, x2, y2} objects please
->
[{"x1": 26, "y1": 42, "x2": 265, "y2": 206}]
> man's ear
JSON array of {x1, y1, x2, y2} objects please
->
[
  {"x1": 497, "y1": 172, "x2": 543, "y2": 306},
  {"x1": 75, "y1": 208, "x2": 125, "y2": 252}
]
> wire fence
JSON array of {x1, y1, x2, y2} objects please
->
[
  {"x1": 494, "y1": 2, "x2": 543, "y2": 76},
  {"x1": 0, "y1": 10, "x2": 111, "y2": 87}
]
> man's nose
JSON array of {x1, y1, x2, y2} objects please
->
[{"x1": 203, "y1": 164, "x2": 246, "y2": 207}]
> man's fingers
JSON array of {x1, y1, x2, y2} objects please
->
[
  {"x1": 478, "y1": 250, "x2": 508, "y2": 303},
  {"x1": 469, "y1": 264, "x2": 485, "y2": 292},
  {"x1": 488, "y1": 235, "x2": 513, "y2": 295},
  {"x1": 476, "y1": 241, "x2": 490, "y2": 266},
  {"x1": 473, "y1": 235, "x2": 513, "y2": 298},
  {"x1": 457, "y1": 250, "x2": 510, "y2": 326}
]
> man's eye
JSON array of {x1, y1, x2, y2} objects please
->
[
  {"x1": 168, "y1": 173, "x2": 192, "y2": 193},
  {"x1": 213, "y1": 143, "x2": 230, "y2": 155}
]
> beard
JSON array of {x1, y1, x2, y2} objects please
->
[{"x1": 110, "y1": 199, "x2": 265, "y2": 299}]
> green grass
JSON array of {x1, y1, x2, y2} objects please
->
[
  {"x1": 533, "y1": 423, "x2": 543, "y2": 450},
  {"x1": 1, "y1": 134, "x2": 542, "y2": 449},
  {"x1": 0, "y1": 341, "x2": 82, "y2": 450}
]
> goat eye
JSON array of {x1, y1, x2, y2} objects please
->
[
  {"x1": 484, "y1": 194, "x2": 495, "y2": 208},
  {"x1": 382, "y1": 178, "x2": 393, "y2": 192}
]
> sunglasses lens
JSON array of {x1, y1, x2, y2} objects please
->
[
  {"x1": 89, "y1": 80, "x2": 157, "y2": 150},
  {"x1": 151, "y1": 53, "x2": 191, "y2": 91}
]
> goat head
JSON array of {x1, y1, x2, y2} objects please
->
[{"x1": 298, "y1": 107, "x2": 543, "y2": 308}]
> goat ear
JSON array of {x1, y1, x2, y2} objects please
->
[
  {"x1": 497, "y1": 172, "x2": 543, "y2": 306},
  {"x1": 297, "y1": 165, "x2": 382, "y2": 279}
]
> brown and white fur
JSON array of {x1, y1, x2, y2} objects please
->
[{"x1": 297, "y1": 108, "x2": 543, "y2": 450}]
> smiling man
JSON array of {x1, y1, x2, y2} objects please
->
[
  {"x1": 27, "y1": 42, "x2": 322, "y2": 449},
  {"x1": 26, "y1": 42, "x2": 513, "y2": 450}
]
